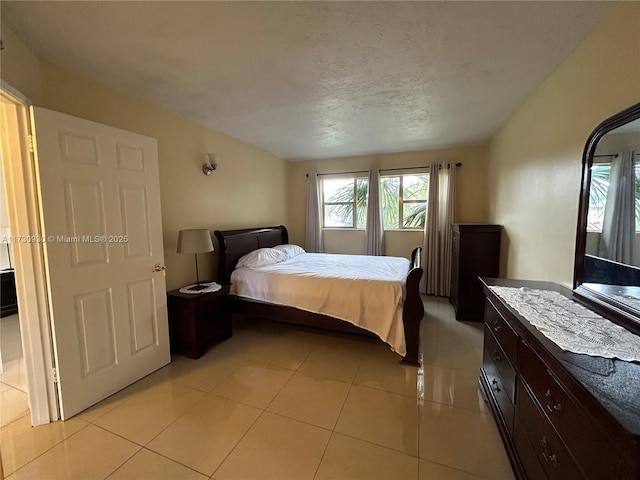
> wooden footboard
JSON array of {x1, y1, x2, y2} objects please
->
[{"x1": 401, "y1": 247, "x2": 424, "y2": 366}]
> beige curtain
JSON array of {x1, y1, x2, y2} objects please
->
[
  {"x1": 598, "y1": 151, "x2": 636, "y2": 264},
  {"x1": 365, "y1": 168, "x2": 384, "y2": 255},
  {"x1": 422, "y1": 163, "x2": 456, "y2": 296},
  {"x1": 305, "y1": 172, "x2": 324, "y2": 252}
]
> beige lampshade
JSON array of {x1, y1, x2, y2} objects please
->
[{"x1": 176, "y1": 229, "x2": 214, "y2": 254}]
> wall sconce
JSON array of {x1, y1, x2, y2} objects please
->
[{"x1": 203, "y1": 153, "x2": 218, "y2": 176}]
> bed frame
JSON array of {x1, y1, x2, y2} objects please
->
[{"x1": 213, "y1": 225, "x2": 424, "y2": 366}]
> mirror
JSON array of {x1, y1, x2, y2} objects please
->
[{"x1": 574, "y1": 103, "x2": 640, "y2": 334}]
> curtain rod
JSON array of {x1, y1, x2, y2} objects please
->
[{"x1": 306, "y1": 163, "x2": 462, "y2": 177}]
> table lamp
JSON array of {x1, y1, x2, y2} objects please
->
[{"x1": 177, "y1": 229, "x2": 214, "y2": 291}]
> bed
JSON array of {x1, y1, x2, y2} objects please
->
[{"x1": 213, "y1": 225, "x2": 424, "y2": 365}]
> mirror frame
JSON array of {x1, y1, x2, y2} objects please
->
[{"x1": 573, "y1": 102, "x2": 640, "y2": 335}]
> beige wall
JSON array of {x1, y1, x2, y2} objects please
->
[
  {"x1": 287, "y1": 144, "x2": 489, "y2": 257},
  {"x1": 487, "y1": 3, "x2": 640, "y2": 287},
  {"x1": 1, "y1": 23, "x2": 288, "y2": 290},
  {"x1": 595, "y1": 132, "x2": 639, "y2": 155},
  {"x1": 0, "y1": 22, "x2": 43, "y2": 103}
]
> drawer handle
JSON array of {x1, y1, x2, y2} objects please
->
[
  {"x1": 544, "y1": 389, "x2": 563, "y2": 414},
  {"x1": 492, "y1": 348, "x2": 502, "y2": 363},
  {"x1": 493, "y1": 320, "x2": 502, "y2": 333},
  {"x1": 540, "y1": 436, "x2": 558, "y2": 466},
  {"x1": 491, "y1": 378, "x2": 501, "y2": 393}
]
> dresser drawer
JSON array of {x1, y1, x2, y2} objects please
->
[
  {"x1": 514, "y1": 416, "x2": 549, "y2": 480},
  {"x1": 519, "y1": 343, "x2": 621, "y2": 480},
  {"x1": 484, "y1": 325, "x2": 516, "y2": 403},
  {"x1": 484, "y1": 299, "x2": 518, "y2": 366},
  {"x1": 482, "y1": 348, "x2": 515, "y2": 434},
  {"x1": 517, "y1": 381, "x2": 583, "y2": 480}
]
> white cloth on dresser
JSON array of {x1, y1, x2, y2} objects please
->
[
  {"x1": 489, "y1": 286, "x2": 640, "y2": 362},
  {"x1": 231, "y1": 253, "x2": 409, "y2": 355}
]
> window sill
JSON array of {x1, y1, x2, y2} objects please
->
[
  {"x1": 384, "y1": 229, "x2": 424, "y2": 232},
  {"x1": 321, "y1": 228, "x2": 424, "y2": 232},
  {"x1": 322, "y1": 228, "x2": 366, "y2": 231}
]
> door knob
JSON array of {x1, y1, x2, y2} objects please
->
[{"x1": 153, "y1": 263, "x2": 167, "y2": 276}]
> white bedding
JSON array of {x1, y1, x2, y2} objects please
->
[{"x1": 230, "y1": 253, "x2": 410, "y2": 355}]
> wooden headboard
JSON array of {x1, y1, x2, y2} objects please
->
[{"x1": 213, "y1": 225, "x2": 289, "y2": 284}]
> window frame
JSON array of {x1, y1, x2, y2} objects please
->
[
  {"x1": 380, "y1": 171, "x2": 429, "y2": 230},
  {"x1": 586, "y1": 162, "x2": 611, "y2": 233},
  {"x1": 587, "y1": 160, "x2": 640, "y2": 233},
  {"x1": 321, "y1": 175, "x2": 368, "y2": 229}
]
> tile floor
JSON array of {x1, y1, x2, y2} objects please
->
[
  {"x1": 0, "y1": 314, "x2": 29, "y2": 431},
  {"x1": 0, "y1": 296, "x2": 515, "y2": 480}
]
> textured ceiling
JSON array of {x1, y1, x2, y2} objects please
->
[{"x1": 1, "y1": 1, "x2": 613, "y2": 160}]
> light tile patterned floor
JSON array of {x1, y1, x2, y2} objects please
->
[{"x1": 0, "y1": 296, "x2": 515, "y2": 479}]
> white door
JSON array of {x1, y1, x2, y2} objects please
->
[{"x1": 31, "y1": 107, "x2": 170, "y2": 420}]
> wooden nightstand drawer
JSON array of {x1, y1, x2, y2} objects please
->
[{"x1": 167, "y1": 284, "x2": 231, "y2": 359}]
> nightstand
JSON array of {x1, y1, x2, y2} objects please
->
[{"x1": 167, "y1": 284, "x2": 231, "y2": 359}]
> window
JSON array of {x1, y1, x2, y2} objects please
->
[
  {"x1": 321, "y1": 171, "x2": 430, "y2": 229},
  {"x1": 322, "y1": 176, "x2": 368, "y2": 228},
  {"x1": 587, "y1": 164, "x2": 611, "y2": 231},
  {"x1": 381, "y1": 173, "x2": 429, "y2": 229},
  {"x1": 587, "y1": 162, "x2": 640, "y2": 232}
]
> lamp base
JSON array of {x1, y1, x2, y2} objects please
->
[{"x1": 187, "y1": 283, "x2": 209, "y2": 291}]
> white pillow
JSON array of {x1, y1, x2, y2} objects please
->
[
  {"x1": 273, "y1": 244, "x2": 306, "y2": 259},
  {"x1": 236, "y1": 248, "x2": 288, "y2": 269}
]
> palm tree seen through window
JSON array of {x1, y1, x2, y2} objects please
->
[
  {"x1": 321, "y1": 173, "x2": 429, "y2": 229},
  {"x1": 587, "y1": 163, "x2": 640, "y2": 232}
]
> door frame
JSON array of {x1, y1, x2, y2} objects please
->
[{"x1": 1, "y1": 81, "x2": 58, "y2": 425}]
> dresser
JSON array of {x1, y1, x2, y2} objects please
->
[
  {"x1": 449, "y1": 223, "x2": 501, "y2": 321},
  {"x1": 479, "y1": 278, "x2": 640, "y2": 480}
]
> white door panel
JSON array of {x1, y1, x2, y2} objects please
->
[{"x1": 31, "y1": 107, "x2": 170, "y2": 419}]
